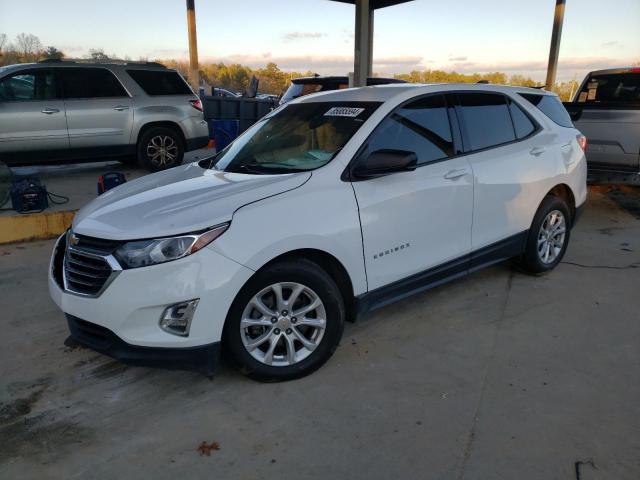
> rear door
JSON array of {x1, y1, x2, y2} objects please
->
[
  {"x1": 351, "y1": 94, "x2": 473, "y2": 290},
  {"x1": 452, "y1": 92, "x2": 550, "y2": 257},
  {"x1": 0, "y1": 68, "x2": 68, "y2": 161},
  {"x1": 572, "y1": 71, "x2": 640, "y2": 171},
  {"x1": 59, "y1": 67, "x2": 133, "y2": 154}
]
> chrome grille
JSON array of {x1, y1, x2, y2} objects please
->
[{"x1": 63, "y1": 234, "x2": 122, "y2": 297}]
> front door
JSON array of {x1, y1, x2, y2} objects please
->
[
  {"x1": 58, "y1": 67, "x2": 133, "y2": 153},
  {"x1": 0, "y1": 68, "x2": 68, "y2": 161},
  {"x1": 351, "y1": 94, "x2": 473, "y2": 290}
]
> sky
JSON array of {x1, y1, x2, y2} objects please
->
[{"x1": 1, "y1": 0, "x2": 638, "y2": 82}]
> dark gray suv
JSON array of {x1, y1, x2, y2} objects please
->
[{"x1": 0, "y1": 60, "x2": 210, "y2": 171}]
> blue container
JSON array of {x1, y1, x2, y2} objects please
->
[{"x1": 210, "y1": 119, "x2": 239, "y2": 151}]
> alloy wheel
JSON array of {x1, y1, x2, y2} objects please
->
[
  {"x1": 146, "y1": 135, "x2": 178, "y2": 168},
  {"x1": 537, "y1": 209, "x2": 566, "y2": 264},
  {"x1": 240, "y1": 282, "x2": 327, "y2": 367}
]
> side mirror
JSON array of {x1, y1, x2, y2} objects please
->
[{"x1": 352, "y1": 149, "x2": 417, "y2": 180}]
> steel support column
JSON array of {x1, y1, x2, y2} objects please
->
[
  {"x1": 186, "y1": 0, "x2": 200, "y2": 91},
  {"x1": 545, "y1": 0, "x2": 566, "y2": 91},
  {"x1": 354, "y1": 0, "x2": 374, "y2": 87}
]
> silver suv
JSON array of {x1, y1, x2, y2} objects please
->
[{"x1": 0, "y1": 60, "x2": 209, "y2": 171}]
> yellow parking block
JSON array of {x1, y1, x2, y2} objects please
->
[{"x1": 0, "y1": 210, "x2": 76, "y2": 245}]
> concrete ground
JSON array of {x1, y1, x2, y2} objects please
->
[
  {"x1": 0, "y1": 190, "x2": 639, "y2": 480},
  {"x1": 1, "y1": 148, "x2": 213, "y2": 215}
]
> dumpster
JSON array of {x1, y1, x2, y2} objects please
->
[{"x1": 209, "y1": 119, "x2": 240, "y2": 151}]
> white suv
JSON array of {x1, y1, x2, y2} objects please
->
[{"x1": 49, "y1": 84, "x2": 587, "y2": 381}]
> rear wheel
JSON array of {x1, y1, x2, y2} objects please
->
[
  {"x1": 223, "y1": 259, "x2": 345, "y2": 382},
  {"x1": 517, "y1": 195, "x2": 571, "y2": 273},
  {"x1": 137, "y1": 126, "x2": 184, "y2": 171}
]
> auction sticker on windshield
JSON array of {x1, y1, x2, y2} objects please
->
[{"x1": 324, "y1": 107, "x2": 365, "y2": 117}]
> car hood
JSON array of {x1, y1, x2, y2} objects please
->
[{"x1": 72, "y1": 162, "x2": 311, "y2": 240}]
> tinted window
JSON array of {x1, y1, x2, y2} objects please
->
[
  {"x1": 127, "y1": 69, "x2": 192, "y2": 95},
  {"x1": 519, "y1": 93, "x2": 573, "y2": 128},
  {"x1": 457, "y1": 93, "x2": 515, "y2": 151},
  {"x1": 576, "y1": 72, "x2": 640, "y2": 106},
  {"x1": 60, "y1": 68, "x2": 127, "y2": 99},
  {"x1": 508, "y1": 100, "x2": 536, "y2": 139},
  {"x1": 0, "y1": 70, "x2": 58, "y2": 101},
  {"x1": 366, "y1": 94, "x2": 454, "y2": 165}
]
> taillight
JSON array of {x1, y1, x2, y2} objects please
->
[
  {"x1": 190, "y1": 99, "x2": 203, "y2": 112},
  {"x1": 576, "y1": 134, "x2": 587, "y2": 152}
]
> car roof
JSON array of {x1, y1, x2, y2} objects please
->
[
  {"x1": 584, "y1": 67, "x2": 640, "y2": 76},
  {"x1": 294, "y1": 82, "x2": 553, "y2": 104},
  {"x1": 0, "y1": 60, "x2": 169, "y2": 74},
  {"x1": 292, "y1": 75, "x2": 405, "y2": 85}
]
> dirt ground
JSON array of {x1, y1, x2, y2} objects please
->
[{"x1": 1, "y1": 189, "x2": 639, "y2": 479}]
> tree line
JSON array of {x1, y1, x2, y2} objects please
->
[{"x1": 0, "y1": 32, "x2": 581, "y2": 100}]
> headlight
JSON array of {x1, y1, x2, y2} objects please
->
[{"x1": 114, "y1": 223, "x2": 229, "y2": 269}]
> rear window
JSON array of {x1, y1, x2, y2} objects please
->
[
  {"x1": 127, "y1": 69, "x2": 192, "y2": 96},
  {"x1": 519, "y1": 93, "x2": 573, "y2": 128},
  {"x1": 457, "y1": 93, "x2": 516, "y2": 151},
  {"x1": 576, "y1": 72, "x2": 640, "y2": 106}
]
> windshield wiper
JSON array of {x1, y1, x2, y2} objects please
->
[{"x1": 226, "y1": 164, "x2": 273, "y2": 175}]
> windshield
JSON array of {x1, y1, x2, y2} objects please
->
[{"x1": 212, "y1": 102, "x2": 380, "y2": 174}]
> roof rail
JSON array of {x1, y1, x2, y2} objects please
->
[{"x1": 37, "y1": 58, "x2": 166, "y2": 67}]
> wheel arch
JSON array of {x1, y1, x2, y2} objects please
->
[
  {"x1": 135, "y1": 121, "x2": 186, "y2": 148},
  {"x1": 545, "y1": 183, "x2": 576, "y2": 224},
  {"x1": 235, "y1": 248, "x2": 357, "y2": 323}
]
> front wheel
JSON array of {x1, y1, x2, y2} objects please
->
[
  {"x1": 223, "y1": 259, "x2": 345, "y2": 382},
  {"x1": 517, "y1": 195, "x2": 571, "y2": 274}
]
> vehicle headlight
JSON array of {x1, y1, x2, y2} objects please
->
[{"x1": 114, "y1": 223, "x2": 229, "y2": 269}]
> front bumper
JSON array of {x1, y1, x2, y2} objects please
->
[
  {"x1": 49, "y1": 233, "x2": 254, "y2": 355},
  {"x1": 67, "y1": 314, "x2": 220, "y2": 375}
]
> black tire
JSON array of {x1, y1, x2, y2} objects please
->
[
  {"x1": 517, "y1": 195, "x2": 571, "y2": 274},
  {"x1": 137, "y1": 126, "x2": 184, "y2": 171},
  {"x1": 223, "y1": 258, "x2": 345, "y2": 382}
]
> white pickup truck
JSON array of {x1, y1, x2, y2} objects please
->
[{"x1": 563, "y1": 67, "x2": 640, "y2": 185}]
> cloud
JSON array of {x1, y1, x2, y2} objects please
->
[
  {"x1": 443, "y1": 56, "x2": 635, "y2": 81},
  {"x1": 283, "y1": 32, "x2": 326, "y2": 41},
  {"x1": 197, "y1": 53, "x2": 424, "y2": 75},
  {"x1": 602, "y1": 41, "x2": 620, "y2": 47},
  {"x1": 448, "y1": 56, "x2": 467, "y2": 62}
]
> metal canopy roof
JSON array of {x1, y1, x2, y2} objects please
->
[{"x1": 329, "y1": 0, "x2": 413, "y2": 9}]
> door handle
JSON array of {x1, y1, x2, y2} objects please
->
[
  {"x1": 113, "y1": 105, "x2": 130, "y2": 111},
  {"x1": 41, "y1": 108, "x2": 60, "y2": 114},
  {"x1": 444, "y1": 168, "x2": 468, "y2": 180},
  {"x1": 530, "y1": 146, "x2": 546, "y2": 156}
]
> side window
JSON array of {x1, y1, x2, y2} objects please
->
[
  {"x1": 366, "y1": 94, "x2": 454, "y2": 165},
  {"x1": 0, "y1": 70, "x2": 58, "y2": 101},
  {"x1": 508, "y1": 99, "x2": 537, "y2": 139},
  {"x1": 126, "y1": 69, "x2": 192, "y2": 95},
  {"x1": 456, "y1": 93, "x2": 516, "y2": 151},
  {"x1": 519, "y1": 93, "x2": 573, "y2": 128},
  {"x1": 61, "y1": 68, "x2": 127, "y2": 99}
]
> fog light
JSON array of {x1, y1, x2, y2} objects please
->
[{"x1": 159, "y1": 299, "x2": 199, "y2": 336}]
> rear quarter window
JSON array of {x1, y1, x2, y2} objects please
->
[
  {"x1": 127, "y1": 69, "x2": 192, "y2": 96},
  {"x1": 519, "y1": 93, "x2": 573, "y2": 128}
]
